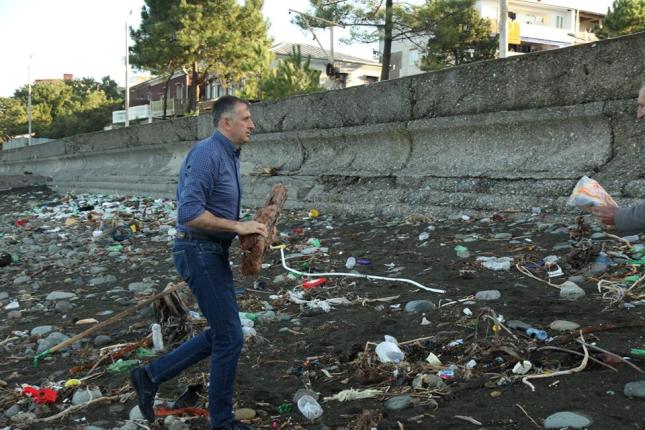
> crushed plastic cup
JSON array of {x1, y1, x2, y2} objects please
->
[
  {"x1": 297, "y1": 394, "x2": 323, "y2": 420},
  {"x1": 345, "y1": 256, "x2": 356, "y2": 270},
  {"x1": 512, "y1": 360, "x2": 532, "y2": 375},
  {"x1": 418, "y1": 232, "x2": 429, "y2": 241}
]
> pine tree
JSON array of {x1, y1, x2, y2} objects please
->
[
  {"x1": 595, "y1": 0, "x2": 645, "y2": 39},
  {"x1": 130, "y1": 0, "x2": 272, "y2": 112},
  {"x1": 253, "y1": 45, "x2": 322, "y2": 101}
]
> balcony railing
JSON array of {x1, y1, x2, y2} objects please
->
[{"x1": 151, "y1": 98, "x2": 188, "y2": 118}]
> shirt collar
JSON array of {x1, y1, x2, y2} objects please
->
[{"x1": 213, "y1": 130, "x2": 241, "y2": 157}]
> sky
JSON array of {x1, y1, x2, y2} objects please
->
[
  {"x1": 0, "y1": 0, "x2": 379, "y2": 97},
  {"x1": 0, "y1": 0, "x2": 614, "y2": 97}
]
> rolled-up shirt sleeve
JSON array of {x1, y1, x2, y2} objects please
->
[
  {"x1": 177, "y1": 146, "x2": 218, "y2": 225},
  {"x1": 615, "y1": 202, "x2": 645, "y2": 235}
]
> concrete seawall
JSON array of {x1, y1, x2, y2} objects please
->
[{"x1": 1, "y1": 32, "x2": 644, "y2": 217}]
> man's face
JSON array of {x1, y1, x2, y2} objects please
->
[
  {"x1": 638, "y1": 89, "x2": 645, "y2": 120},
  {"x1": 223, "y1": 103, "x2": 255, "y2": 147}
]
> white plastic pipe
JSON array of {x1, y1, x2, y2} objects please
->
[{"x1": 272, "y1": 245, "x2": 445, "y2": 294}]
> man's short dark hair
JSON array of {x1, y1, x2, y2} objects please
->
[{"x1": 212, "y1": 95, "x2": 249, "y2": 127}]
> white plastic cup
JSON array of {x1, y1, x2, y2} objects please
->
[{"x1": 297, "y1": 394, "x2": 323, "y2": 420}]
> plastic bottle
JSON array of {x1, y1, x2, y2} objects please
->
[
  {"x1": 297, "y1": 395, "x2": 323, "y2": 420},
  {"x1": 526, "y1": 327, "x2": 548, "y2": 341},
  {"x1": 345, "y1": 257, "x2": 356, "y2": 270},
  {"x1": 151, "y1": 323, "x2": 164, "y2": 352}
]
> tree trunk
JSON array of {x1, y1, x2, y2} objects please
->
[
  {"x1": 189, "y1": 62, "x2": 199, "y2": 113},
  {"x1": 380, "y1": 0, "x2": 394, "y2": 81},
  {"x1": 162, "y1": 73, "x2": 172, "y2": 119},
  {"x1": 239, "y1": 184, "x2": 288, "y2": 276}
]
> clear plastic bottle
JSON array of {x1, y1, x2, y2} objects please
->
[
  {"x1": 151, "y1": 323, "x2": 164, "y2": 352},
  {"x1": 297, "y1": 394, "x2": 323, "y2": 420}
]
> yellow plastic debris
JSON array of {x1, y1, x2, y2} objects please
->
[
  {"x1": 309, "y1": 208, "x2": 320, "y2": 218},
  {"x1": 64, "y1": 379, "x2": 82, "y2": 388}
]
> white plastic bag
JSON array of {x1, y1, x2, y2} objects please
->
[{"x1": 375, "y1": 335, "x2": 405, "y2": 363}]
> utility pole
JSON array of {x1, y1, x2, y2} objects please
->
[
  {"x1": 125, "y1": 10, "x2": 132, "y2": 127},
  {"x1": 27, "y1": 54, "x2": 33, "y2": 146},
  {"x1": 499, "y1": 0, "x2": 508, "y2": 58}
]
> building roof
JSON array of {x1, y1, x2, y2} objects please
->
[{"x1": 271, "y1": 42, "x2": 380, "y2": 66}]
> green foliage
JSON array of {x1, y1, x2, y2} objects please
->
[
  {"x1": 595, "y1": 0, "x2": 645, "y2": 38},
  {"x1": 407, "y1": 0, "x2": 497, "y2": 71},
  {"x1": 0, "y1": 77, "x2": 122, "y2": 141},
  {"x1": 294, "y1": 0, "x2": 408, "y2": 80},
  {"x1": 248, "y1": 45, "x2": 322, "y2": 101},
  {"x1": 130, "y1": 0, "x2": 273, "y2": 111},
  {"x1": 0, "y1": 97, "x2": 27, "y2": 142}
]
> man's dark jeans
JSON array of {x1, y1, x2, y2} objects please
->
[{"x1": 145, "y1": 238, "x2": 243, "y2": 427}]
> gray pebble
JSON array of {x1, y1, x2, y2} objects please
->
[
  {"x1": 624, "y1": 380, "x2": 645, "y2": 399},
  {"x1": 544, "y1": 411, "x2": 593, "y2": 429},
  {"x1": 72, "y1": 388, "x2": 103, "y2": 405},
  {"x1": 549, "y1": 320, "x2": 580, "y2": 332},
  {"x1": 404, "y1": 300, "x2": 436, "y2": 313},
  {"x1": 94, "y1": 335, "x2": 113, "y2": 347},
  {"x1": 45, "y1": 291, "x2": 77, "y2": 301},
  {"x1": 559, "y1": 282, "x2": 586, "y2": 300},
  {"x1": 475, "y1": 290, "x2": 501, "y2": 301},
  {"x1": 384, "y1": 395, "x2": 413, "y2": 411}
]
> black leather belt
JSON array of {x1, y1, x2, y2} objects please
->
[{"x1": 175, "y1": 231, "x2": 232, "y2": 247}]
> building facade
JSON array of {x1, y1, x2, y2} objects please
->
[{"x1": 382, "y1": 0, "x2": 605, "y2": 78}]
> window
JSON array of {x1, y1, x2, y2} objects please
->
[
  {"x1": 556, "y1": 15, "x2": 564, "y2": 29},
  {"x1": 409, "y1": 50, "x2": 419, "y2": 66}
]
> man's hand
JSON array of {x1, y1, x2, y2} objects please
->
[
  {"x1": 591, "y1": 204, "x2": 618, "y2": 226},
  {"x1": 236, "y1": 221, "x2": 268, "y2": 237}
]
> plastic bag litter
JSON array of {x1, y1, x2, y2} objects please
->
[
  {"x1": 567, "y1": 176, "x2": 617, "y2": 210},
  {"x1": 375, "y1": 335, "x2": 405, "y2": 363},
  {"x1": 476, "y1": 256, "x2": 513, "y2": 271}
]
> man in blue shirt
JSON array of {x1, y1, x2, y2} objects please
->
[{"x1": 131, "y1": 96, "x2": 267, "y2": 430}]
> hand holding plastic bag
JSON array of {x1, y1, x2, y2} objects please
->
[{"x1": 567, "y1": 176, "x2": 617, "y2": 211}]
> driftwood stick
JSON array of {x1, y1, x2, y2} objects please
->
[
  {"x1": 33, "y1": 282, "x2": 185, "y2": 366},
  {"x1": 34, "y1": 394, "x2": 124, "y2": 422},
  {"x1": 575, "y1": 340, "x2": 644, "y2": 374},
  {"x1": 538, "y1": 346, "x2": 617, "y2": 371},
  {"x1": 520, "y1": 333, "x2": 589, "y2": 392},
  {"x1": 555, "y1": 321, "x2": 645, "y2": 344},
  {"x1": 240, "y1": 184, "x2": 288, "y2": 275}
]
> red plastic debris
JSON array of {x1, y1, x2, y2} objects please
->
[
  {"x1": 302, "y1": 277, "x2": 327, "y2": 290},
  {"x1": 22, "y1": 386, "x2": 58, "y2": 404},
  {"x1": 154, "y1": 406, "x2": 209, "y2": 417},
  {"x1": 15, "y1": 219, "x2": 29, "y2": 227}
]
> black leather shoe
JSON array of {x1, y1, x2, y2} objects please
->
[
  {"x1": 214, "y1": 420, "x2": 256, "y2": 430},
  {"x1": 130, "y1": 367, "x2": 158, "y2": 423}
]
